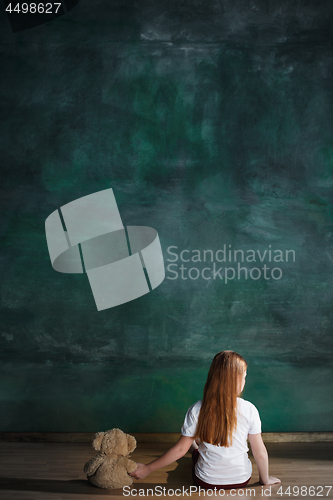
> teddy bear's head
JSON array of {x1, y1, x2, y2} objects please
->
[{"x1": 92, "y1": 428, "x2": 136, "y2": 457}]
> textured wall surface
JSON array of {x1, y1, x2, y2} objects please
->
[{"x1": 0, "y1": 0, "x2": 333, "y2": 432}]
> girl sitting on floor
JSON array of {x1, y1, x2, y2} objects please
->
[{"x1": 130, "y1": 350, "x2": 281, "y2": 489}]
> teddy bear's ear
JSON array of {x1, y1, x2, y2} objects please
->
[
  {"x1": 126, "y1": 434, "x2": 137, "y2": 453},
  {"x1": 92, "y1": 432, "x2": 105, "y2": 451}
]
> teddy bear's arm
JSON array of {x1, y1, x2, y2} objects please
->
[
  {"x1": 126, "y1": 459, "x2": 137, "y2": 474},
  {"x1": 83, "y1": 454, "x2": 105, "y2": 476}
]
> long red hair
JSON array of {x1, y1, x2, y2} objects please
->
[{"x1": 195, "y1": 350, "x2": 247, "y2": 447}]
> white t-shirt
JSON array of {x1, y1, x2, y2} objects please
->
[{"x1": 181, "y1": 398, "x2": 261, "y2": 485}]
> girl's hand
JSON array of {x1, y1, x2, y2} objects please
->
[
  {"x1": 129, "y1": 463, "x2": 151, "y2": 480},
  {"x1": 260, "y1": 476, "x2": 281, "y2": 485}
]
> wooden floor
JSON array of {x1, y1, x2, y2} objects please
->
[{"x1": 0, "y1": 441, "x2": 332, "y2": 499}]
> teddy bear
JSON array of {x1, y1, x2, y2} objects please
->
[{"x1": 83, "y1": 428, "x2": 138, "y2": 489}]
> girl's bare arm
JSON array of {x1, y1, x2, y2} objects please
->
[
  {"x1": 248, "y1": 433, "x2": 281, "y2": 485},
  {"x1": 130, "y1": 435, "x2": 194, "y2": 480}
]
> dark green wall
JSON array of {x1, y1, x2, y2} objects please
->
[{"x1": 0, "y1": 0, "x2": 332, "y2": 432}]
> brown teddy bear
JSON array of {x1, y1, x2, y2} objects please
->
[{"x1": 84, "y1": 428, "x2": 137, "y2": 489}]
